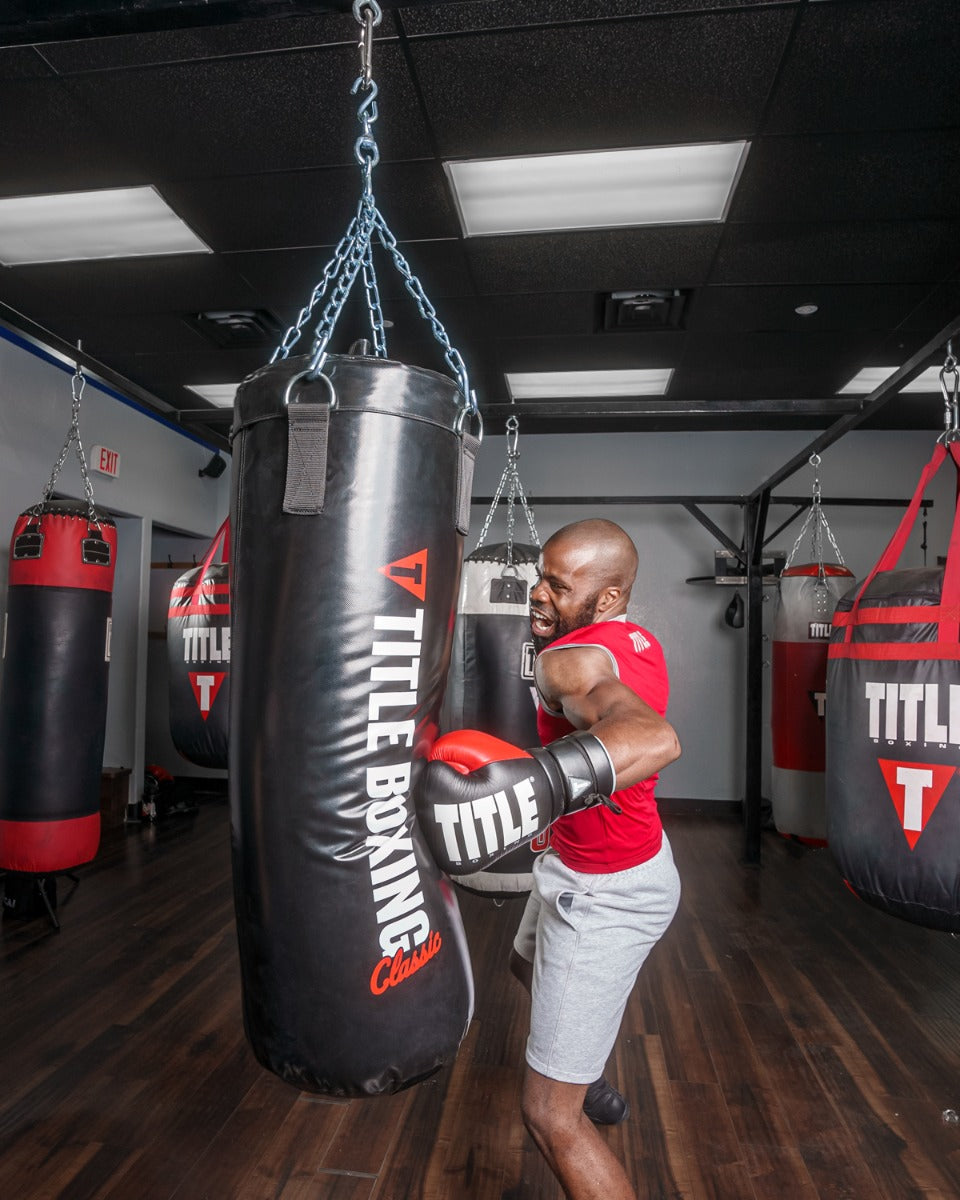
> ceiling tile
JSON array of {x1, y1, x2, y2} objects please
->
[
  {"x1": 685, "y1": 284, "x2": 936, "y2": 334},
  {"x1": 62, "y1": 42, "x2": 432, "y2": 180},
  {"x1": 37, "y1": 13, "x2": 359, "y2": 72},
  {"x1": 765, "y1": 0, "x2": 960, "y2": 134},
  {"x1": 710, "y1": 221, "x2": 960, "y2": 286},
  {"x1": 408, "y1": 7, "x2": 795, "y2": 157},
  {"x1": 0, "y1": 78, "x2": 149, "y2": 196},
  {"x1": 730, "y1": 131, "x2": 960, "y2": 224},
  {"x1": 465, "y1": 226, "x2": 724, "y2": 295},
  {"x1": 399, "y1": 0, "x2": 791, "y2": 35}
]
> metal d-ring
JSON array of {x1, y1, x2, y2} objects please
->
[
  {"x1": 455, "y1": 402, "x2": 483, "y2": 441},
  {"x1": 282, "y1": 367, "x2": 338, "y2": 410}
]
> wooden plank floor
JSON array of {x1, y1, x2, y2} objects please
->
[{"x1": 2, "y1": 801, "x2": 960, "y2": 1200}]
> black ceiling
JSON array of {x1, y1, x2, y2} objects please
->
[{"x1": 1, "y1": 0, "x2": 959, "y2": 444}]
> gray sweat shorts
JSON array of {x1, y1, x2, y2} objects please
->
[{"x1": 512, "y1": 837, "x2": 681, "y2": 1084}]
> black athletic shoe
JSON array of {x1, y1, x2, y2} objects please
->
[{"x1": 582, "y1": 1076, "x2": 630, "y2": 1125}]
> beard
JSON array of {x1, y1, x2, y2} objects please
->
[{"x1": 531, "y1": 591, "x2": 601, "y2": 654}]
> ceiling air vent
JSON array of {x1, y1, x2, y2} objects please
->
[
  {"x1": 601, "y1": 289, "x2": 686, "y2": 332},
  {"x1": 187, "y1": 309, "x2": 282, "y2": 349}
]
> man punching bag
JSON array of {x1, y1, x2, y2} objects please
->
[
  {"x1": 827, "y1": 439, "x2": 960, "y2": 931},
  {"x1": 0, "y1": 362, "x2": 117, "y2": 883},
  {"x1": 168, "y1": 519, "x2": 230, "y2": 769}
]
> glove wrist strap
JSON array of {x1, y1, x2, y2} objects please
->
[{"x1": 538, "y1": 730, "x2": 617, "y2": 812}]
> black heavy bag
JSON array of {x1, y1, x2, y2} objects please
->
[
  {"x1": 0, "y1": 501, "x2": 117, "y2": 873},
  {"x1": 826, "y1": 441, "x2": 960, "y2": 930},
  {"x1": 168, "y1": 519, "x2": 230, "y2": 769},
  {"x1": 771, "y1": 561, "x2": 854, "y2": 843},
  {"x1": 230, "y1": 351, "x2": 478, "y2": 1095},
  {"x1": 444, "y1": 542, "x2": 545, "y2": 895}
]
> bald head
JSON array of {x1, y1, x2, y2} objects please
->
[{"x1": 544, "y1": 519, "x2": 638, "y2": 604}]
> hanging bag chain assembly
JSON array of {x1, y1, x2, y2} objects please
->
[
  {"x1": 937, "y1": 340, "x2": 959, "y2": 445},
  {"x1": 31, "y1": 354, "x2": 102, "y2": 531},
  {"x1": 785, "y1": 453, "x2": 845, "y2": 582},
  {"x1": 474, "y1": 415, "x2": 540, "y2": 568},
  {"x1": 269, "y1": 0, "x2": 478, "y2": 425}
]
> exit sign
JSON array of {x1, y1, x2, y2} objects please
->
[{"x1": 91, "y1": 445, "x2": 120, "y2": 478}]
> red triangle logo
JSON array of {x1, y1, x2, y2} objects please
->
[
  {"x1": 379, "y1": 548, "x2": 428, "y2": 602},
  {"x1": 189, "y1": 672, "x2": 227, "y2": 721},
  {"x1": 878, "y1": 758, "x2": 956, "y2": 849}
]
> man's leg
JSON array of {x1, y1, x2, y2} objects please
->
[
  {"x1": 510, "y1": 947, "x2": 627, "y2": 1125},
  {"x1": 520, "y1": 1067, "x2": 637, "y2": 1200}
]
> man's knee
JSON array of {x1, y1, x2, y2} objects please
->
[{"x1": 521, "y1": 1070, "x2": 584, "y2": 1145}]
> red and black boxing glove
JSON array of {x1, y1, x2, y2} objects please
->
[{"x1": 415, "y1": 729, "x2": 618, "y2": 874}]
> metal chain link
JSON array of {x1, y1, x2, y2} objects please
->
[
  {"x1": 786, "y1": 453, "x2": 844, "y2": 571},
  {"x1": 34, "y1": 361, "x2": 100, "y2": 526},
  {"x1": 474, "y1": 415, "x2": 540, "y2": 555},
  {"x1": 938, "y1": 339, "x2": 959, "y2": 444},
  {"x1": 374, "y1": 213, "x2": 473, "y2": 406},
  {"x1": 361, "y1": 237, "x2": 387, "y2": 356},
  {"x1": 269, "y1": 0, "x2": 476, "y2": 420}
]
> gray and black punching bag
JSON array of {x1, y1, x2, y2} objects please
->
[
  {"x1": 167, "y1": 519, "x2": 230, "y2": 769},
  {"x1": 230, "y1": 351, "x2": 478, "y2": 1095},
  {"x1": 444, "y1": 542, "x2": 544, "y2": 896},
  {"x1": 0, "y1": 501, "x2": 117, "y2": 874},
  {"x1": 827, "y1": 441, "x2": 960, "y2": 931},
  {"x1": 771, "y1": 562, "x2": 853, "y2": 842}
]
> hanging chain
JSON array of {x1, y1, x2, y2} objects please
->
[
  {"x1": 474, "y1": 415, "x2": 539, "y2": 556},
  {"x1": 938, "y1": 339, "x2": 959, "y2": 444},
  {"x1": 786, "y1": 452, "x2": 844, "y2": 574},
  {"x1": 268, "y1": 0, "x2": 476, "y2": 421},
  {"x1": 34, "y1": 356, "x2": 100, "y2": 526}
]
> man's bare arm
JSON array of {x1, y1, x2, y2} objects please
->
[{"x1": 535, "y1": 646, "x2": 680, "y2": 790}]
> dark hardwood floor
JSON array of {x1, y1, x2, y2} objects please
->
[{"x1": 2, "y1": 800, "x2": 959, "y2": 1200}]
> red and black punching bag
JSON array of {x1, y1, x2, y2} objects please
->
[
  {"x1": 771, "y1": 562, "x2": 854, "y2": 842},
  {"x1": 168, "y1": 519, "x2": 230, "y2": 769},
  {"x1": 229, "y1": 351, "x2": 478, "y2": 1095},
  {"x1": 443, "y1": 541, "x2": 545, "y2": 896},
  {"x1": 0, "y1": 500, "x2": 117, "y2": 874},
  {"x1": 826, "y1": 442, "x2": 960, "y2": 931}
]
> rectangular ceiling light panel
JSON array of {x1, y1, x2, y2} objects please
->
[
  {"x1": 506, "y1": 368, "x2": 674, "y2": 400},
  {"x1": 0, "y1": 186, "x2": 211, "y2": 265},
  {"x1": 839, "y1": 366, "x2": 944, "y2": 394},
  {"x1": 187, "y1": 384, "x2": 241, "y2": 408},
  {"x1": 446, "y1": 142, "x2": 749, "y2": 237}
]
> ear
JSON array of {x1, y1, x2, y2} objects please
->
[{"x1": 595, "y1": 586, "x2": 622, "y2": 614}]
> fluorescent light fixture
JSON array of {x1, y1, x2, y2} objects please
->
[
  {"x1": 0, "y1": 185, "x2": 211, "y2": 265},
  {"x1": 506, "y1": 368, "x2": 673, "y2": 400},
  {"x1": 445, "y1": 142, "x2": 749, "y2": 237},
  {"x1": 838, "y1": 366, "x2": 943, "y2": 394},
  {"x1": 187, "y1": 384, "x2": 240, "y2": 408}
]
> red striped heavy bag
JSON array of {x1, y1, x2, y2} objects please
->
[
  {"x1": 826, "y1": 442, "x2": 960, "y2": 930},
  {"x1": 167, "y1": 519, "x2": 230, "y2": 769},
  {"x1": 771, "y1": 562, "x2": 854, "y2": 843}
]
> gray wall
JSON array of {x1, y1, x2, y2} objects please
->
[
  {"x1": 0, "y1": 327, "x2": 231, "y2": 807},
  {"x1": 468, "y1": 428, "x2": 956, "y2": 804}
]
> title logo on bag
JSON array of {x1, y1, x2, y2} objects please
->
[
  {"x1": 864, "y1": 681, "x2": 960, "y2": 747},
  {"x1": 181, "y1": 626, "x2": 231, "y2": 664},
  {"x1": 809, "y1": 690, "x2": 826, "y2": 719},
  {"x1": 379, "y1": 548, "x2": 428, "y2": 601},
  {"x1": 189, "y1": 672, "x2": 226, "y2": 719},
  {"x1": 877, "y1": 758, "x2": 956, "y2": 849},
  {"x1": 364, "y1": 549, "x2": 442, "y2": 995},
  {"x1": 808, "y1": 621, "x2": 832, "y2": 639}
]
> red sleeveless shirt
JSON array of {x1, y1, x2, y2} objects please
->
[{"x1": 537, "y1": 618, "x2": 669, "y2": 873}]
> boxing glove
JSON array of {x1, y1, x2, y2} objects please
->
[{"x1": 415, "y1": 729, "x2": 617, "y2": 874}]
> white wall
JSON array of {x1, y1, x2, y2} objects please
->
[
  {"x1": 468, "y1": 428, "x2": 956, "y2": 804},
  {"x1": 0, "y1": 326, "x2": 231, "y2": 807}
]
